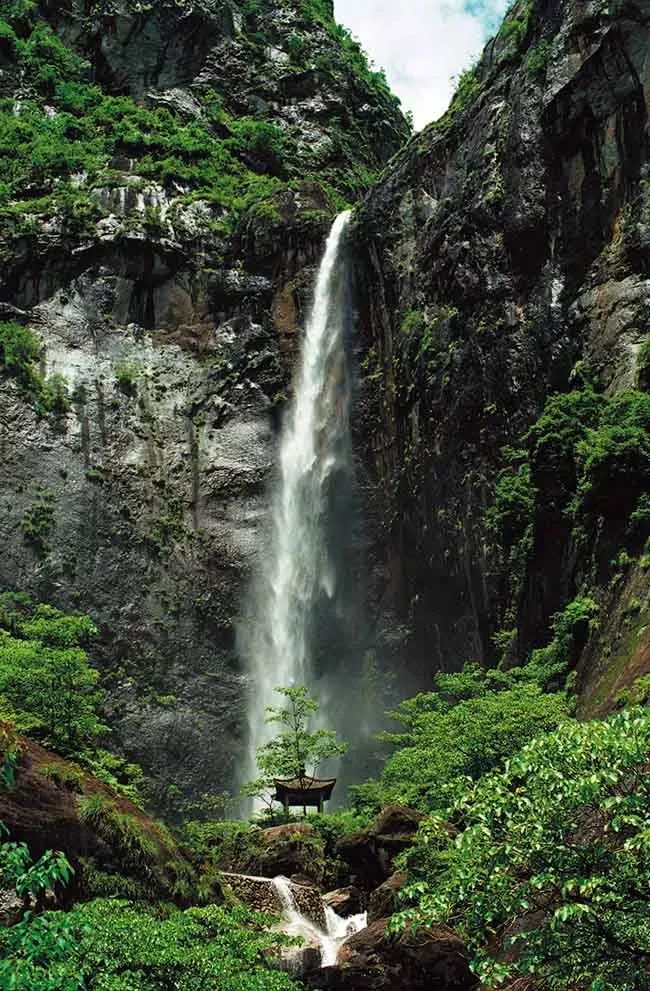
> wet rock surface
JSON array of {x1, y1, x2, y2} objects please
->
[
  {"x1": 0, "y1": 0, "x2": 408, "y2": 813},
  {"x1": 353, "y1": 0, "x2": 650, "y2": 692},
  {"x1": 308, "y1": 918, "x2": 477, "y2": 991},
  {"x1": 324, "y1": 885, "x2": 363, "y2": 917}
]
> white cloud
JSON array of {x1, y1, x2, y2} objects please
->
[{"x1": 333, "y1": 0, "x2": 510, "y2": 130}]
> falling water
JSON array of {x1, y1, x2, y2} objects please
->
[
  {"x1": 271, "y1": 876, "x2": 367, "y2": 972},
  {"x1": 243, "y1": 210, "x2": 354, "y2": 785}
]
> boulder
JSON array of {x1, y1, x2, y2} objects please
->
[
  {"x1": 0, "y1": 888, "x2": 24, "y2": 927},
  {"x1": 335, "y1": 829, "x2": 385, "y2": 890},
  {"x1": 324, "y1": 885, "x2": 363, "y2": 917},
  {"x1": 309, "y1": 917, "x2": 477, "y2": 991},
  {"x1": 374, "y1": 806, "x2": 425, "y2": 838},
  {"x1": 336, "y1": 807, "x2": 425, "y2": 890},
  {"x1": 253, "y1": 823, "x2": 326, "y2": 886},
  {"x1": 368, "y1": 871, "x2": 407, "y2": 923}
]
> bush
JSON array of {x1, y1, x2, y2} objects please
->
[
  {"x1": 396, "y1": 708, "x2": 650, "y2": 991},
  {"x1": 352, "y1": 664, "x2": 569, "y2": 813},
  {"x1": 0, "y1": 595, "x2": 105, "y2": 751},
  {"x1": 0, "y1": 898, "x2": 302, "y2": 991}
]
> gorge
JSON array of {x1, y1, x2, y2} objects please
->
[{"x1": 0, "y1": 0, "x2": 649, "y2": 989}]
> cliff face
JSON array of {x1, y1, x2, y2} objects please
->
[
  {"x1": 0, "y1": 0, "x2": 408, "y2": 811},
  {"x1": 354, "y1": 0, "x2": 650, "y2": 699}
]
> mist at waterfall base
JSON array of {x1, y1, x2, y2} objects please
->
[{"x1": 239, "y1": 212, "x2": 382, "y2": 805}]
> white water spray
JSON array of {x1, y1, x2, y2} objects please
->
[
  {"x1": 243, "y1": 211, "x2": 354, "y2": 781},
  {"x1": 271, "y1": 876, "x2": 367, "y2": 971}
]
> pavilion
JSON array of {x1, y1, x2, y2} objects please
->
[{"x1": 274, "y1": 774, "x2": 337, "y2": 814}]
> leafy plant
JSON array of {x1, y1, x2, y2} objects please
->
[
  {"x1": 0, "y1": 597, "x2": 105, "y2": 750},
  {"x1": 351, "y1": 664, "x2": 568, "y2": 813},
  {"x1": 396, "y1": 708, "x2": 650, "y2": 991},
  {"x1": 0, "y1": 898, "x2": 302, "y2": 991},
  {"x1": 243, "y1": 684, "x2": 347, "y2": 813}
]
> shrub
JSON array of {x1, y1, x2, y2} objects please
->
[
  {"x1": 20, "y1": 492, "x2": 55, "y2": 553},
  {"x1": 352, "y1": 664, "x2": 569, "y2": 813},
  {"x1": 0, "y1": 898, "x2": 302, "y2": 991},
  {"x1": 0, "y1": 597, "x2": 105, "y2": 750},
  {"x1": 396, "y1": 708, "x2": 650, "y2": 991}
]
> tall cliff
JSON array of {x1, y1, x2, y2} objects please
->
[
  {"x1": 0, "y1": 0, "x2": 409, "y2": 812},
  {"x1": 354, "y1": 0, "x2": 650, "y2": 708}
]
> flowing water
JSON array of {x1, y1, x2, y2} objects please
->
[
  {"x1": 242, "y1": 211, "x2": 354, "y2": 786},
  {"x1": 271, "y1": 876, "x2": 367, "y2": 972}
]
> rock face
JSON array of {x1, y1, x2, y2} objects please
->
[
  {"x1": 354, "y1": 0, "x2": 650, "y2": 695},
  {"x1": 336, "y1": 805, "x2": 424, "y2": 891},
  {"x1": 311, "y1": 918, "x2": 477, "y2": 991},
  {"x1": 324, "y1": 885, "x2": 363, "y2": 917},
  {"x1": 367, "y1": 871, "x2": 407, "y2": 924},
  {"x1": 0, "y1": 0, "x2": 408, "y2": 812}
]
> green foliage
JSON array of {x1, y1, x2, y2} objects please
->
[
  {"x1": 114, "y1": 360, "x2": 141, "y2": 396},
  {"x1": 449, "y1": 64, "x2": 483, "y2": 115},
  {"x1": 351, "y1": 663, "x2": 568, "y2": 813},
  {"x1": 0, "y1": 898, "x2": 302, "y2": 991},
  {"x1": 80, "y1": 749, "x2": 145, "y2": 806},
  {"x1": 638, "y1": 336, "x2": 650, "y2": 390},
  {"x1": 179, "y1": 819, "x2": 261, "y2": 867},
  {"x1": 526, "y1": 386, "x2": 606, "y2": 509},
  {"x1": 400, "y1": 309, "x2": 424, "y2": 336},
  {"x1": 577, "y1": 389, "x2": 650, "y2": 517},
  {"x1": 527, "y1": 595, "x2": 600, "y2": 689},
  {"x1": 0, "y1": 820, "x2": 74, "y2": 907},
  {"x1": 242, "y1": 685, "x2": 347, "y2": 810},
  {"x1": 305, "y1": 809, "x2": 372, "y2": 849},
  {"x1": 526, "y1": 38, "x2": 552, "y2": 76},
  {"x1": 0, "y1": 321, "x2": 40, "y2": 378},
  {"x1": 488, "y1": 386, "x2": 649, "y2": 650},
  {"x1": 244, "y1": 685, "x2": 347, "y2": 811},
  {"x1": 0, "y1": 321, "x2": 69, "y2": 415},
  {"x1": 396, "y1": 708, "x2": 650, "y2": 991},
  {"x1": 0, "y1": 595, "x2": 105, "y2": 751},
  {"x1": 0, "y1": 721, "x2": 21, "y2": 788},
  {"x1": 0, "y1": 2, "x2": 401, "y2": 248},
  {"x1": 21, "y1": 491, "x2": 55, "y2": 553},
  {"x1": 38, "y1": 760, "x2": 84, "y2": 792}
]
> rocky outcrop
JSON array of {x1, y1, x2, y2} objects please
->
[
  {"x1": 0, "y1": 0, "x2": 408, "y2": 812},
  {"x1": 220, "y1": 871, "x2": 326, "y2": 929},
  {"x1": 336, "y1": 805, "x2": 424, "y2": 890},
  {"x1": 324, "y1": 885, "x2": 363, "y2": 917},
  {"x1": 367, "y1": 871, "x2": 407, "y2": 924},
  {"x1": 310, "y1": 918, "x2": 477, "y2": 991},
  {"x1": 0, "y1": 729, "x2": 196, "y2": 901},
  {"x1": 354, "y1": 0, "x2": 650, "y2": 693}
]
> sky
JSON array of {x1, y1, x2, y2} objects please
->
[{"x1": 333, "y1": 0, "x2": 511, "y2": 130}]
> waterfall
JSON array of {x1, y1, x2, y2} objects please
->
[
  {"x1": 242, "y1": 211, "x2": 354, "y2": 787},
  {"x1": 271, "y1": 876, "x2": 367, "y2": 971}
]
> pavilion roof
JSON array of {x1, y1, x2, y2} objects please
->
[{"x1": 274, "y1": 776, "x2": 336, "y2": 798}]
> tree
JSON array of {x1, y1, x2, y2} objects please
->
[
  {"x1": 243, "y1": 685, "x2": 347, "y2": 814},
  {"x1": 0, "y1": 595, "x2": 106, "y2": 751},
  {"x1": 395, "y1": 708, "x2": 650, "y2": 991}
]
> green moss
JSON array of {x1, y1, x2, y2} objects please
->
[
  {"x1": 21, "y1": 490, "x2": 55, "y2": 553},
  {"x1": 526, "y1": 38, "x2": 552, "y2": 76},
  {"x1": 636, "y1": 337, "x2": 650, "y2": 391}
]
